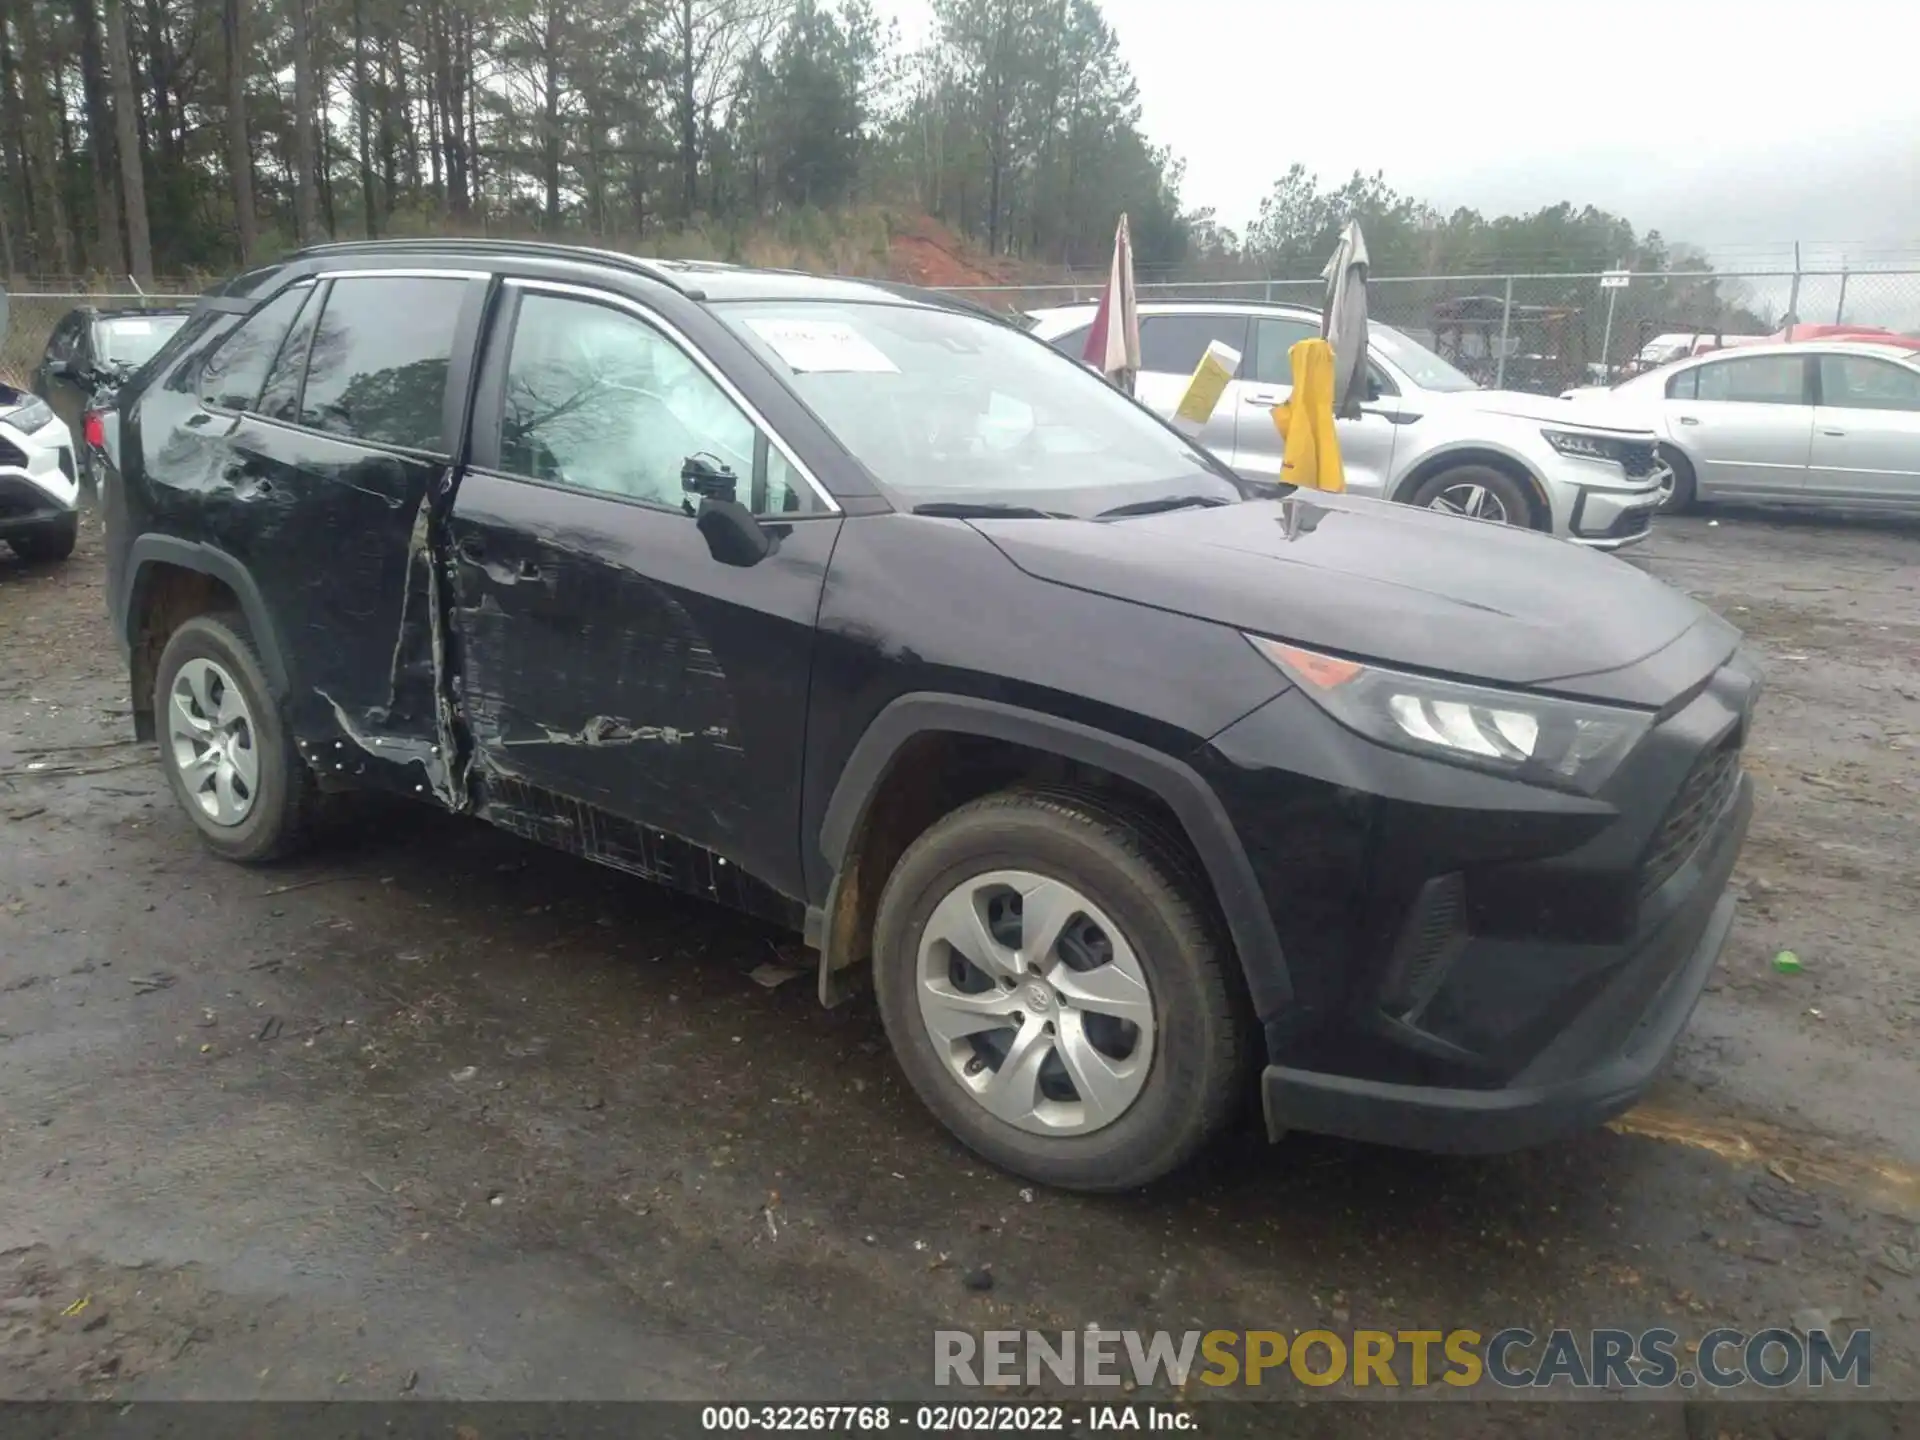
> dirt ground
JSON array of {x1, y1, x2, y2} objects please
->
[{"x1": 2, "y1": 503, "x2": 1918, "y2": 1425}]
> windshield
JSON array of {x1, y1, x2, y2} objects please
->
[
  {"x1": 1368, "y1": 322, "x2": 1480, "y2": 393},
  {"x1": 96, "y1": 314, "x2": 188, "y2": 368},
  {"x1": 717, "y1": 300, "x2": 1242, "y2": 514}
]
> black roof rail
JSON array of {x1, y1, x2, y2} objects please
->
[
  {"x1": 859, "y1": 279, "x2": 1018, "y2": 325},
  {"x1": 287, "y1": 237, "x2": 700, "y2": 297}
]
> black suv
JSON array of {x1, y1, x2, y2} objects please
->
[
  {"x1": 33, "y1": 304, "x2": 192, "y2": 480},
  {"x1": 102, "y1": 240, "x2": 1755, "y2": 1191}
]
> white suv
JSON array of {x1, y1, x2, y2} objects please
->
[
  {"x1": 1025, "y1": 301, "x2": 1669, "y2": 549},
  {"x1": 0, "y1": 381, "x2": 80, "y2": 562}
]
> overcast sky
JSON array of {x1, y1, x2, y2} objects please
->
[{"x1": 873, "y1": 0, "x2": 1920, "y2": 270}]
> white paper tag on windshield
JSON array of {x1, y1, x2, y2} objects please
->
[
  {"x1": 112, "y1": 318, "x2": 155, "y2": 335},
  {"x1": 744, "y1": 318, "x2": 898, "y2": 374}
]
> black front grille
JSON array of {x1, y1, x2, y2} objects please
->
[
  {"x1": 1618, "y1": 440, "x2": 1660, "y2": 478},
  {"x1": 1605, "y1": 506, "x2": 1654, "y2": 541},
  {"x1": 1639, "y1": 738, "x2": 1742, "y2": 900},
  {"x1": 0, "y1": 436, "x2": 25, "y2": 470}
]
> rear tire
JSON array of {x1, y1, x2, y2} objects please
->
[
  {"x1": 153, "y1": 611, "x2": 317, "y2": 864},
  {"x1": 8, "y1": 512, "x2": 78, "y2": 562},
  {"x1": 1658, "y1": 445, "x2": 1697, "y2": 514},
  {"x1": 872, "y1": 789, "x2": 1252, "y2": 1192},
  {"x1": 1408, "y1": 464, "x2": 1538, "y2": 530}
]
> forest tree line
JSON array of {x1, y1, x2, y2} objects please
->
[
  {"x1": 1, "y1": 0, "x2": 1740, "y2": 298},
  {"x1": 0, "y1": 0, "x2": 1193, "y2": 278}
]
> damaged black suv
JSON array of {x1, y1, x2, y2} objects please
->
[{"x1": 102, "y1": 241, "x2": 1755, "y2": 1191}]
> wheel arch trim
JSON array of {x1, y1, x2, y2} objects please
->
[
  {"x1": 817, "y1": 693, "x2": 1293, "y2": 1013},
  {"x1": 1392, "y1": 444, "x2": 1553, "y2": 527},
  {"x1": 1657, "y1": 440, "x2": 1703, "y2": 499},
  {"x1": 121, "y1": 535, "x2": 291, "y2": 696}
]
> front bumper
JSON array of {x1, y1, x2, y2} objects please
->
[
  {"x1": 1200, "y1": 647, "x2": 1757, "y2": 1155},
  {"x1": 0, "y1": 467, "x2": 81, "y2": 537},
  {"x1": 1262, "y1": 783, "x2": 1746, "y2": 1152},
  {"x1": 1528, "y1": 437, "x2": 1668, "y2": 550},
  {"x1": 1568, "y1": 474, "x2": 1667, "y2": 551}
]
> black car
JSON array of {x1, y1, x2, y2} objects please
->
[
  {"x1": 101, "y1": 240, "x2": 1755, "y2": 1191},
  {"x1": 34, "y1": 304, "x2": 191, "y2": 480}
]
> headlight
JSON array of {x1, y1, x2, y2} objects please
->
[
  {"x1": 1248, "y1": 636, "x2": 1653, "y2": 793},
  {"x1": 2, "y1": 397, "x2": 56, "y2": 433},
  {"x1": 1541, "y1": 428, "x2": 1629, "y2": 464}
]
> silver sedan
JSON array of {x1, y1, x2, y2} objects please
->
[{"x1": 1565, "y1": 341, "x2": 1920, "y2": 512}]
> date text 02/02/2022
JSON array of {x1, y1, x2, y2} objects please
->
[{"x1": 698, "y1": 1405, "x2": 1191, "y2": 1432}]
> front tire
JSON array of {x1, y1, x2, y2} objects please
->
[
  {"x1": 8, "y1": 511, "x2": 78, "y2": 562},
  {"x1": 872, "y1": 789, "x2": 1252, "y2": 1192},
  {"x1": 1409, "y1": 464, "x2": 1537, "y2": 530},
  {"x1": 1658, "y1": 445, "x2": 1697, "y2": 514},
  {"x1": 153, "y1": 611, "x2": 316, "y2": 864}
]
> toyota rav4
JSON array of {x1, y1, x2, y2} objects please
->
[{"x1": 101, "y1": 241, "x2": 1755, "y2": 1191}]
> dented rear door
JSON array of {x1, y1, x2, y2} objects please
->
[
  {"x1": 219, "y1": 271, "x2": 489, "y2": 784},
  {"x1": 447, "y1": 279, "x2": 842, "y2": 900}
]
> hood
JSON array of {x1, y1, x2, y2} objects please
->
[
  {"x1": 973, "y1": 494, "x2": 1738, "y2": 705},
  {"x1": 1441, "y1": 387, "x2": 1655, "y2": 434}
]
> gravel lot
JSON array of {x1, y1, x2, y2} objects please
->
[{"x1": 3, "y1": 505, "x2": 1917, "y2": 1424}]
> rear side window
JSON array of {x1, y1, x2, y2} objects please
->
[
  {"x1": 201, "y1": 285, "x2": 312, "y2": 412},
  {"x1": 297, "y1": 277, "x2": 466, "y2": 453},
  {"x1": 259, "y1": 291, "x2": 321, "y2": 422},
  {"x1": 1694, "y1": 355, "x2": 1807, "y2": 405},
  {"x1": 1251, "y1": 317, "x2": 1320, "y2": 386},
  {"x1": 1138, "y1": 314, "x2": 1249, "y2": 377},
  {"x1": 1048, "y1": 325, "x2": 1090, "y2": 360},
  {"x1": 1665, "y1": 367, "x2": 1699, "y2": 400}
]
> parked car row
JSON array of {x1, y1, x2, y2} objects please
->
[
  {"x1": 0, "y1": 303, "x2": 193, "y2": 567},
  {"x1": 1024, "y1": 301, "x2": 1671, "y2": 548},
  {"x1": 95, "y1": 240, "x2": 1755, "y2": 1190}
]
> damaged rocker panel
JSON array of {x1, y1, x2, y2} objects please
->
[{"x1": 474, "y1": 764, "x2": 802, "y2": 930}]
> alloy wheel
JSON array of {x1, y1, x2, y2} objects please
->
[
  {"x1": 166, "y1": 657, "x2": 260, "y2": 827},
  {"x1": 915, "y1": 869, "x2": 1157, "y2": 1137},
  {"x1": 1428, "y1": 482, "x2": 1512, "y2": 524}
]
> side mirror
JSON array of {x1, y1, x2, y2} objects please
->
[
  {"x1": 681, "y1": 453, "x2": 738, "y2": 504},
  {"x1": 695, "y1": 496, "x2": 773, "y2": 568},
  {"x1": 1364, "y1": 374, "x2": 1384, "y2": 403}
]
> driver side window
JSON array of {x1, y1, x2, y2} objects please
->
[
  {"x1": 499, "y1": 292, "x2": 819, "y2": 516},
  {"x1": 50, "y1": 315, "x2": 84, "y2": 365}
]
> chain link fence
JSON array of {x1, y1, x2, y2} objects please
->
[
  {"x1": 941, "y1": 267, "x2": 1920, "y2": 396},
  {"x1": 1, "y1": 285, "x2": 201, "y2": 387},
  {"x1": 8, "y1": 267, "x2": 1919, "y2": 399}
]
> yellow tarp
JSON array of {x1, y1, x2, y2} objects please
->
[{"x1": 1270, "y1": 337, "x2": 1345, "y2": 492}]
